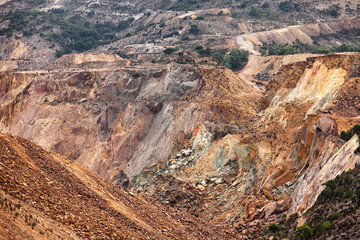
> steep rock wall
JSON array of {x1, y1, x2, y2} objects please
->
[
  {"x1": 133, "y1": 54, "x2": 360, "y2": 233},
  {"x1": 0, "y1": 54, "x2": 262, "y2": 183}
]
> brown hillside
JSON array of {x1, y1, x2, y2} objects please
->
[{"x1": 0, "y1": 133, "x2": 236, "y2": 239}]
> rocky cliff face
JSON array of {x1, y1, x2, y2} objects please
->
[
  {"x1": 0, "y1": 57, "x2": 197, "y2": 180},
  {"x1": 1, "y1": 53, "x2": 360, "y2": 236},
  {"x1": 0, "y1": 36, "x2": 56, "y2": 71},
  {"x1": 0, "y1": 53, "x2": 264, "y2": 182},
  {"x1": 131, "y1": 54, "x2": 360, "y2": 234}
]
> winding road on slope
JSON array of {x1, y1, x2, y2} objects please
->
[{"x1": 236, "y1": 33, "x2": 260, "y2": 55}]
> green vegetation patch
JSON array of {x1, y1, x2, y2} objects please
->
[
  {"x1": 222, "y1": 49, "x2": 249, "y2": 71},
  {"x1": 268, "y1": 223, "x2": 281, "y2": 233},
  {"x1": 294, "y1": 224, "x2": 313, "y2": 240},
  {"x1": 261, "y1": 44, "x2": 300, "y2": 56},
  {"x1": 339, "y1": 124, "x2": 360, "y2": 153},
  {"x1": 189, "y1": 24, "x2": 200, "y2": 35},
  {"x1": 168, "y1": 0, "x2": 210, "y2": 11},
  {"x1": 304, "y1": 163, "x2": 360, "y2": 238},
  {"x1": 0, "y1": 9, "x2": 46, "y2": 37},
  {"x1": 261, "y1": 43, "x2": 360, "y2": 56},
  {"x1": 263, "y1": 160, "x2": 360, "y2": 239},
  {"x1": 0, "y1": 9, "x2": 134, "y2": 57},
  {"x1": 311, "y1": 44, "x2": 360, "y2": 54},
  {"x1": 164, "y1": 47, "x2": 177, "y2": 54}
]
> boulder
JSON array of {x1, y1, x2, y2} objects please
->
[{"x1": 315, "y1": 116, "x2": 338, "y2": 136}]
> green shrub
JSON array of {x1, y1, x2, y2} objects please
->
[
  {"x1": 340, "y1": 130, "x2": 353, "y2": 141},
  {"x1": 181, "y1": 35, "x2": 190, "y2": 41},
  {"x1": 261, "y1": 43, "x2": 360, "y2": 56},
  {"x1": 195, "y1": 45, "x2": 203, "y2": 51},
  {"x1": 315, "y1": 221, "x2": 332, "y2": 234},
  {"x1": 324, "y1": 180, "x2": 336, "y2": 191},
  {"x1": 356, "y1": 189, "x2": 360, "y2": 199},
  {"x1": 164, "y1": 48, "x2": 176, "y2": 54},
  {"x1": 249, "y1": 7, "x2": 260, "y2": 17},
  {"x1": 310, "y1": 47, "x2": 331, "y2": 54},
  {"x1": 321, "y1": 221, "x2": 332, "y2": 230},
  {"x1": 164, "y1": 31, "x2": 179, "y2": 38},
  {"x1": 212, "y1": 49, "x2": 226, "y2": 63},
  {"x1": 279, "y1": 1, "x2": 292, "y2": 12},
  {"x1": 0, "y1": 9, "x2": 125, "y2": 57},
  {"x1": 312, "y1": 44, "x2": 360, "y2": 54},
  {"x1": 294, "y1": 224, "x2": 313, "y2": 240},
  {"x1": 261, "y1": 44, "x2": 299, "y2": 56},
  {"x1": 117, "y1": 19, "x2": 133, "y2": 31},
  {"x1": 196, "y1": 15, "x2": 205, "y2": 20},
  {"x1": 268, "y1": 223, "x2": 281, "y2": 233},
  {"x1": 325, "y1": 5, "x2": 341, "y2": 17},
  {"x1": 339, "y1": 124, "x2": 360, "y2": 153},
  {"x1": 294, "y1": 3, "x2": 301, "y2": 12},
  {"x1": 327, "y1": 212, "x2": 341, "y2": 222},
  {"x1": 262, "y1": 2, "x2": 270, "y2": 8},
  {"x1": 334, "y1": 187, "x2": 345, "y2": 198},
  {"x1": 197, "y1": 47, "x2": 211, "y2": 56},
  {"x1": 189, "y1": 24, "x2": 200, "y2": 35},
  {"x1": 231, "y1": 12, "x2": 239, "y2": 18},
  {"x1": 222, "y1": 49, "x2": 249, "y2": 71}
]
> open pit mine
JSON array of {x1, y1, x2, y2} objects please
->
[
  {"x1": 1, "y1": 50, "x2": 360, "y2": 239},
  {"x1": 1, "y1": 0, "x2": 360, "y2": 239}
]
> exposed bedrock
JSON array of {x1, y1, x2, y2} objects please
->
[{"x1": 1, "y1": 53, "x2": 360, "y2": 228}]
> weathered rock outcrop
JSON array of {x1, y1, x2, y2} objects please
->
[
  {"x1": 132, "y1": 54, "x2": 360, "y2": 233},
  {"x1": 0, "y1": 36, "x2": 55, "y2": 71},
  {"x1": 0, "y1": 53, "x2": 262, "y2": 184}
]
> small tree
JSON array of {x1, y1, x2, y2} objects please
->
[
  {"x1": 321, "y1": 221, "x2": 331, "y2": 231},
  {"x1": 249, "y1": 7, "x2": 260, "y2": 17},
  {"x1": 268, "y1": 223, "x2": 281, "y2": 233},
  {"x1": 222, "y1": 49, "x2": 249, "y2": 71},
  {"x1": 212, "y1": 49, "x2": 225, "y2": 63},
  {"x1": 324, "y1": 180, "x2": 336, "y2": 191},
  {"x1": 294, "y1": 224, "x2": 313, "y2": 240},
  {"x1": 189, "y1": 24, "x2": 200, "y2": 35},
  {"x1": 164, "y1": 48, "x2": 176, "y2": 54},
  {"x1": 262, "y1": 2, "x2": 270, "y2": 8},
  {"x1": 279, "y1": 1, "x2": 292, "y2": 12}
]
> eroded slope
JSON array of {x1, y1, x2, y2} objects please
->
[{"x1": 0, "y1": 133, "x2": 235, "y2": 239}]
